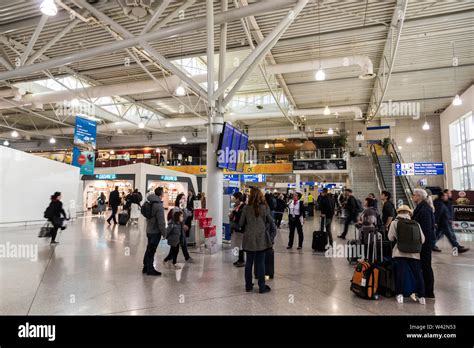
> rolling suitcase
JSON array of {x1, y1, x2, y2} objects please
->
[
  {"x1": 312, "y1": 217, "x2": 328, "y2": 252},
  {"x1": 377, "y1": 260, "x2": 396, "y2": 298},
  {"x1": 350, "y1": 231, "x2": 380, "y2": 300},
  {"x1": 118, "y1": 212, "x2": 129, "y2": 226},
  {"x1": 347, "y1": 227, "x2": 361, "y2": 264}
]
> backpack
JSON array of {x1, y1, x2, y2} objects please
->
[
  {"x1": 140, "y1": 201, "x2": 157, "y2": 219},
  {"x1": 396, "y1": 218, "x2": 423, "y2": 253},
  {"x1": 98, "y1": 198, "x2": 105, "y2": 205},
  {"x1": 354, "y1": 198, "x2": 364, "y2": 213},
  {"x1": 44, "y1": 205, "x2": 53, "y2": 219}
]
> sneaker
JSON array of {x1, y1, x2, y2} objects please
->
[
  {"x1": 233, "y1": 260, "x2": 239, "y2": 266},
  {"x1": 259, "y1": 285, "x2": 271, "y2": 294},
  {"x1": 146, "y1": 269, "x2": 162, "y2": 276},
  {"x1": 432, "y1": 246, "x2": 442, "y2": 252},
  {"x1": 419, "y1": 297, "x2": 426, "y2": 305},
  {"x1": 173, "y1": 264, "x2": 182, "y2": 270},
  {"x1": 286, "y1": 246, "x2": 292, "y2": 250},
  {"x1": 410, "y1": 293, "x2": 418, "y2": 302},
  {"x1": 297, "y1": 247, "x2": 302, "y2": 250},
  {"x1": 396, "y1": 294, "x2": 404, "y2": 304},
  {"x1": 337, "y1": 235, "x2": 346, "y2": 240},
  {"x1": 235, "y1": 261, "x2": 245, "y2": 268},
  {"x1": 457, "y1": 246, "x2": 470, "y2": 253},
  {"x1": 246, "y1": 283, "x2": 254, "y2": 292},
  {"x1": 141, "y1": 266, "x2": 147, "y2": 274}
]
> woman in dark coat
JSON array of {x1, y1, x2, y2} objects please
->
[
  {"x1": 45, "y1": 191, "x2": 67, "y2": 245},
  {"x1": 239, "y1": 187, "x2": 275, "y2": 294}
]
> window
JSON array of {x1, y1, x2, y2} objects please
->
[{"x1": 450, "y1": 112, "x2": 474, "y2": 189}]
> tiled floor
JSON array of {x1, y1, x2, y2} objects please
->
[{"x1": 0, "y1": 213, "x2": 473, "y2": 315}]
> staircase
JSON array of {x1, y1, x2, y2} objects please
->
[
  {"x1": 350, "y1": 156, "x2": 380, "y2": 203},
  {"x1": 377, "y1": 154, "x2": 409, "y2": 206}
]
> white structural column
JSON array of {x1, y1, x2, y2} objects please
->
[
  {"x1": 295, "y1": 174, "x2": 301, "y2": 192},
  {"x1": 205, "y1": 0, "x2": 224, "y2": 248}
]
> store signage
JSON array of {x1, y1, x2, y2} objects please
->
[
  {"x1": 72, "y1": 116, "x2": 97, "y2": 175},
  {"x1": 395, "y1": 162, "x2": 444, "y2": 176},
  {"x1": 95, "y1": 174, "x2": 117, "y2": 180},
  {"x1": 166, "y1": 163, "x2": 293, "y2": 175},
  {"x1": 293, "y1": 159, "x2": 347, "y2": 171},
  {"x1": 242, "y1": 174, "x2": 266, "y2": 183},
  {"x1": 451, "y1": 190, "x2": 474, "y2": 232},
  {"x1": 160, "y1": 175, "x2": 177, "y2": 181}
]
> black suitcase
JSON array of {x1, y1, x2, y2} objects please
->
[
  {"x1": 347, "y1": 227, "x2": 361, "y2": 264},
  {"x1": 377, "y1": 260, "x2": 396, "y2": 298},
  {"x1": 118, "y1": 212, "x2": 129, "y2": 225},
  {"x1": 312, "y1": 217, "x2": 328, "y2": 251}
]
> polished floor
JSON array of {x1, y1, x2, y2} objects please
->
[{"x1": 0, "y1": 212, "x2": 473, "y2": 315}]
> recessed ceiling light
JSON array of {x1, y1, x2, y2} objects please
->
[
  {"x1": 315, "y1": 68, "x2": 326, "y2": 81},
  {"x1": 406, "y1": 136, "x2": 413, "y2": 143},
  {"x1": 49, "y1": 137, "x2": 56, "y2": 144},
  {"x1": 452, "y1": 94, "x2": 462, "y2": 106},
  {"x1": 138, "y1": 122, "x2": 145, "y2": 129},
  {"x1": 175, "y1": 86, "x2": 186, "y2": 96},
  {"x1": 40, "y1": 0, "x2": 57, "y2": 16},
  {"x1": 328, "y1": 128, "x2": 334, "y2": 135},
  {"x1": 324, "y1": 106, "x2": 330, "y2": 115}
]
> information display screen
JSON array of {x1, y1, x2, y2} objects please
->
[
  {"x1": 228, "y1": 128, "x2": 242, "y2": 171},
  {"x1": 236, "y1": 133, "x2": 249, "y2": 173},
  {"x1": 217, "y1": 122, "x2": 234, "y2": 169}
]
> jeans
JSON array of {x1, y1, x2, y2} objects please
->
[
  {"x1": 288, "y1": 216, "x2": 304, "y2": 248},
  {"x1": 245, "y1": 250, "x2": 266, "y2": 291},
  {"x1": 420, "y1": 242, "x2": 435, "y2": 296},
  {"x1": 434, "y1": 225, "x2": 459, "y2": 248},
  {"x1": 164, "y1": 245, "x2": 180, "y2": 264},
  {"x1": 50, "y1": 226, "x2": 59, "y2": 242},
  {"x1": 341, "y1": 213, "x2": 358, "y2": 238},
  {"x1": 321, "y1": 216, "x2": 333, "y2": 245},
  {"x1": 143, "y1": 233, "x2": 161, "y2": 272},
  {"x1": 394, "y1": 257, "x2": 425, "y2": 297},
  {"x1": 107, "y1": 205, "x2": 118, "y2": 224},
  {"x1": 308, "y1": 203, "x2": 315, "y2": 216}
]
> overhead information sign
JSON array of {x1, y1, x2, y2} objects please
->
[{"x1": 395, "y1": 162, "x2": 444, "y2": 176}]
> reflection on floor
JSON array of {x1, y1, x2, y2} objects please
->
[{"x1": 0, "y1": 212, "x2": 473, "y2": 315}]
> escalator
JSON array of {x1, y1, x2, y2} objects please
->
[{"x1": 370, "y1": 140, "x2": 415, "y2": 209}]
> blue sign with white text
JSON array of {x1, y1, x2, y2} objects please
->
[{"x1": 395, "y1": 162, "x2": 444, "y2": 176}]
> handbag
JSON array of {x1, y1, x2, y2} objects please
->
[{"x1": 38, "y1": 222, "x2": 53, "y2": 238}]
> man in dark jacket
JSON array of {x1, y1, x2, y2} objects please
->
[
  {"x1": 412, "y1": 189, "x2": 436, "y2": 298},
  {"x1": 142, "y1": 187, "x2": 166, "y2": 276},
  {"x1": 319, "y1": 188, "x2": 336, "y2": 245},
  {"x1": 107, "y1": 186, "x2": 121, "y2": 225},
  {"x1": 381, "y1": 190, "x2": 396, "y2": 234},
  {"x1": 433, "y1": 191, "x2": 469, "y2": 253},
  {"x1": 338, "y1": 189, "x2": 359, "y2": 239},
  {"x1": 186, "y1": 189, "x2": 196, "y2": 211}
]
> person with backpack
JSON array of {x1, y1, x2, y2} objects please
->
[
  {"x1": 388, "y1": 205, "x2": 426, "y2": 304},
  {"x1": 107, "y1": 186, "x2": 121, "y2": 225},
  {"x1": 412, "y1": 188, "x2": 436, "y2": 299},
  {"x1": 433, "y1": 190, "x2": 469, "y2": 254},
  {"x1": 381, "y1": 190, "x2": 397, "y2": 234},
  {"x1": 97, "y1": 192, "x2": 107, "y2": 217},
  {"x1": 287, "y1": 192, "x2": 306, "y2": 250},
  {"x1": 141, "y1": 187, "x2": 166, "y2": 276},
  {"x1": 163, "y1": 210, "x2": 185, "y2": 270},
  {"x1": 230, "y1": 192, "x2": 246, "y2": 267},
  {"x1": 319, "y1": 188, "x2": 336, "y2": 246},
  {"x1": 338, "y1": 189, "x2": 362, "y2": 240},
  {"x1": 44, "y1": 191, "x2": 68, "y2": 245},
  {"x1": 274, "y1": 193, "x2": 286, "y2": 229},
  {"x1": 239, "y1": 187, "x2": 275, "y2": 294}
]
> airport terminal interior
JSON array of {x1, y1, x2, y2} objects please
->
[{"x1": 0, "y1": 0, "x2": 473, "y2": 316}]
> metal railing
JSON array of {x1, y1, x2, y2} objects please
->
[
  {"x1": 294, "y1": 148, "x2": 346, "y2": 160},
  {"x1": 387, "y1": 139, "x2": 415, "y2": 209},
  {"x1": 369, "y1": 144, "x2": 387, "y2": 194}
]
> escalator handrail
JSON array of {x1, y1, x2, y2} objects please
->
[
  {"x1": 369, "y1": 144, "x2": 387, "y2": 193},
  {"x1": 387, "y1": 139, "x2": 415, "y2": 209}
]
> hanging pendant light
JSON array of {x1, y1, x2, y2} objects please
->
[
  {"x1": 175, "y1": 85, "x2": 186, "y2": 96},
  {"x1": 452, "y1": 94, "x2": 462, "y2": 106},
  {"x1": 138, "y1": 122, "x2": 145, "y2": 129},
  {"x1": 323, "y1": 106, "x2": 330, "y2": 115},
  {"x1": 40, "y1": 0, "x2": 57, "y2": 16},
  {"x1": 11, "y1": 130, "x2": 19, "y2": 138},
  {"x1": 315, "y1": 68, "x2": 326, "y2": 81},
  {"x1": 181, "y1": 136, "x2": 187, "y2": 143},
  {"x1": 406, "y1": 136, "x2": 413, "y2": 143},
  {"x1": 328, "y1": 128, "x2": 334, "y2": 135},
  {"x1": 3, "y1": 140, "x2": 10, "y2": 146},
  {"x1": 422, "y1": 121, "x2": 430, "y2": 130},
  {"x1": 49, "y1": 137, "x2": 56, "y2": 144},
  {"x1": 264, "y1": 142, "x2": 270, "y2": 149}
]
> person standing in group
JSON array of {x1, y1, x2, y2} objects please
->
[
  {"x1": 274, "y1": 193, "x2": 286, "y2": 229},
  {"x1": 338, "y1": 189, "x2": 361, "y2": 240},
  {"x1": 239, "y1": 187, "x2": 275, "y2": 294},
  {"x1": 129, "y1": 189, "x2": 142, "y2": 225},
  {"x1": 167, "y1": 193, "x2": 193, "y2": 263},
  {"x1": 307, "y1": 192, "x2": 315, "y2": 217},
  {"x1": 381, "y1": 190, "x2": 397, "y2": 235},
  {"x1": 107, "y1": 186, "x2": 121, "y2": 225},
  {"x1": 287, "y1": 192, "x2": 306, "y2": 250},
  {"x1": 412, "y1": 188, "x2": 436, "y2": 299},
  {"x1": 97, "y1": 192, "x2": 107, "y2": 217},
  {"x1": 265, "y1": 192, "x2": 276, "y2": 218},
  {"x1": 142, "y1": 187, "x2": 166, "y2": 276},
  {"x1": 368, "y1": 193, "x2": 378, "y2": 211},
  {"x1": 200, "y1": 192, "x2": 207, "y2": 209},
  {"x1": 44, "y1": 192, "x2": 68, "y2": 245},
  {"x1": 388, "y1": 205, "x2": 426, "y2": 304},
  {"x1": 186, "y1": 190, "x2": 196, "y2": 211},
  {"x1": 433, "y1": 190, "x2": 469, "y2": 253},
  {"x1": 230, "y1": 192, "x2": 246, "y2": 267},
  {"x1": 319, "y1": 188, "x2": 336, "y2": 246},
  {"x1": 163, "y1": 211, "x2": 184, "y2": 270}
]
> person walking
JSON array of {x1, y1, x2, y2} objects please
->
[
  {"x1": 129, "y1": 189, "x2": 142, "y2": 225},
  {"x1": 97, "y1": 192, "x2": 107, "y2": 217},
  {"x1": 307, "y1": 192, "x2": 315, "y2": 217},
  {"x1": 338, "y1": 189, "x2": 361, "y2": 239},
  {"x1": 239, "y1": 187, "x2": 275, "y2": 294},
  {"x1": 44, "y1": 192, "x2": 68, "y2": 245},
  {"x1": 388, "y1": 205, "x2": 426, "y2": 305},
  {"x1": 107, "y1": 187, "x2": 121, "y2": 225},
  {"x1": 412, "y1": 188, "x2": 436, "y2": 299},
  {"x1": 319, "y1": 188, "x2": 336, "y2": 246},
  {"x1": 274, "y1": 193, "x2": 286, "y2": 228},
  {"x1": 433, "y1": 190, "x2": 469, "y2": 253},
  {"x1": 287, "y1": 192, "x2": 306, "y2": 250},
  {"x1": 142, "y1": 187, "x2": 166, "y2": 276},
  {"x1": 163, "y1": 211, "x2": 184, "y2": 270},
  {"x1": 381, "y1": 190, "x2": 397, "y2": 235},
  {"x1": 229, "y1": 192, "x2": 246, "y2": 267}
]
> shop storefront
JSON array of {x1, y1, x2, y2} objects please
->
[
  {"x1": 145, "y1": 174, "x2": 195, "y2": 209},
  {"x1": 81, "y1": 174, "x2": 135, "y2": 210}
]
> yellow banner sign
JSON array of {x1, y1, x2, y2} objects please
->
[{"x1": 166, "y1": 163, "x2": 293, "y2": 175}]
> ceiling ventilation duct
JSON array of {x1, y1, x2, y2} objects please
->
[{"x1": 117, "y1": 0, "x2": 155, "y2": 21}]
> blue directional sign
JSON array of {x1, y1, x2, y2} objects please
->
[
  {"x1": 395, "y1": 162, "x2": 444, "y2": 176},
  {"x1": 242, "y1": 174, "x2": 266, "y2": 183}
]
